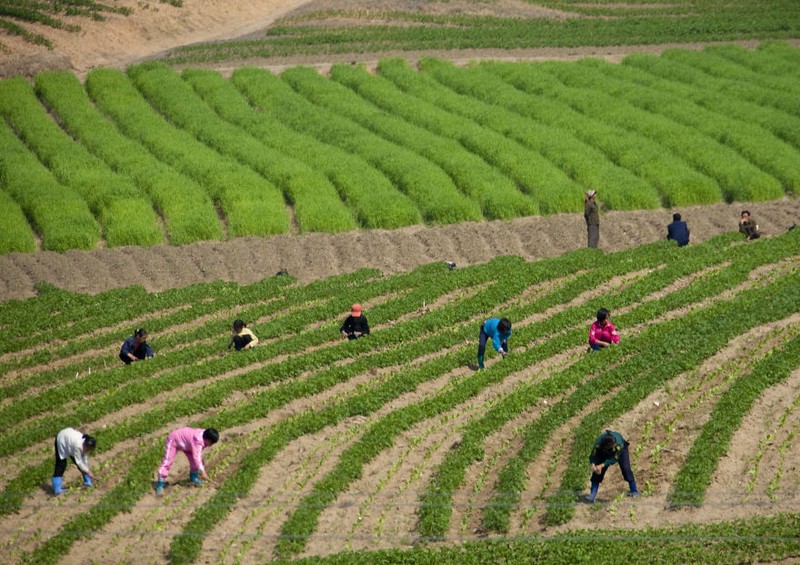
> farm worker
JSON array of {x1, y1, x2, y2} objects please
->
[
  {"x1": 52, "y1": 428, "x2": 96, "y2": 496},
  {"x1": 666, "y1": 212, "x2": 690, "y2": 247},
  {"x1": 228, "y1": 319, "x2": 258, "y2": 351},
  {"x1": 739, "y1": 210, "x2": 761, "y2": 240},
  {"x1": 155, "y1": 427, "x2": 219, "y2": 495},
  {"x1": 340, "y1": 303, "x2": 370, "y2": 340},
  {"x1": 587, "y1": 430, "x2": 638, "y2": 502},
  {"x1": 589, "y1": 308, "x2": 619, "y2": 351},
  {"x1": 119, "y1": 328, "x2": 154, "y2": 364},
  {"x1": 584, "y1": 189, "x2": 600, "y2": 249},
  {"x1": 477, "y1": 317, "x2": 511, "y2": 369}
]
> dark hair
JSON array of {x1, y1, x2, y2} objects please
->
[
  {"x1": 203, "y1": 428, "x2": 219, "y2": 445},
  {"x1": 134, "y1": 328, "x2": 147, "y2": 339},
  {"x1": 741, "y1": 210, "x2": 750, "y2": 217},
  {"x1": 598, "y1": 432, "x2": 616, "y2": 457},
  {"x1": 673, "y1": 213, "x2": 681, "y2": 222},
  {"x1": 233, "y1": 319, "x2": 246, "y2": 332},
  {"x1": 498, "y1": 318, "x2": 512, "y2": 333},
  {"x1": 596, "y1": 308, "x2": 609, "y2": 322},
  {"x1": 82, "y1": 434, "x2": 97, "y2": 450}
]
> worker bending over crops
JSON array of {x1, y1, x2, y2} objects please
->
[
  {"x1": 119, "y1": 328, "x2": 154, "y2": 364},
  {"x1": 589, "y1": 308, "x2": 619, "y2": 351},
  {"x1": 155, "y1": 427, "x2": 219, "y2": 495},
  {"x1": 52, "y1": 427, "x2": 96, "y2": 496},
  {"x1": 228, "y1": 319, "x2": 258, "y2": 351},
  {"x1": 587, "y1": 429, "x2": 638, "y2": 502},
  {"x1": 477, "y1": 317, "x2": 511, "y2": 369},
  {"x1": 340, "y1": 303, "x2": 370, "y2": 340}
]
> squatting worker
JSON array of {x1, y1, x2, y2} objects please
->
[
  {"x1": 228, "y1": 319, "x2": 258, "y2": 351},
  {"x1": 667, "y1": 212, "x2": 690, "y2": 247},
  {"x1": 52, "y1": 427, "x2": 96, "y2": 496},
  {"x1": 119, "y1": 328, "x2": 154, "y2": 364},
  {"x1": 589, "y1": 307, "x2": 619, "y2": 351},
  {"x1": 477, "y1": 317, "x2": 511, "y2": 369},
  {"x1": 584, "y1": 189, "x2": 600, "y2": 248},
  {"x1": 155, "y1": 427, "x2": 219, "y2": 494},
  {"x1": 739, "y1": 210, "x2": 761, "y2": 240},
  {"x1": 587, "y1": 429, "x2": 638, "y2": 502},
  {"x1": 341, "y1": 303, "x2": 370, "y2": 340}
]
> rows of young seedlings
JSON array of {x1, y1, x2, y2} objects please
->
[
  {"x1": 3, "y1": 230, "x2": 800, "y2": 563},
  {"x1": 2, "y1": 44, "x2": 800, "y2": 252},
  {"x1": 160, "y1": 1, "x2": 800, "y2": 65}
]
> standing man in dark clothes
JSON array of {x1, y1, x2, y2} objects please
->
[
  {"x1": 584, "y1": 189, "x2": 600, "y2": 248},
  {"x1": 739, "y1": 210, "x2": 761, "y2": 240},
  {"x1": 667, "y1": 212, "x2": 690, "y2": 247},
  {"x1": 341, "y1": 303, "x2": 370, "y2": 340},
  {"x1": 587, "y1": 430, "x2": 638, "y2": 502}
]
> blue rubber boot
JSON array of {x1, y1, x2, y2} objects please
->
[
  {"x1": 51, "y1": 476, "x2": 67, "y2": 496},
  {"x1": 587, "y1": 483, "x2": 599, "y2": 503},
  {"x1": 189, "y1": 471, "x2": 204, "y2": 486},
  {"x1": 155, "y1": 477, "x2": 166, "y2": 495},
  {"x1": 629, "y1": 480, "x2": 639, "y2": 497},
  {"x1": 82, "y1": 474, "x2": 93, "y2": 488},
  {"x1": 477, "y1": 355, "x2": 485, "y2": 370}
]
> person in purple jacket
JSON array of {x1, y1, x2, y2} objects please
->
[
  {"x1": 155, "y1": 427, "x2": 219, "y2": 494},
  {"x1": 477, "y1": 317, "x2": 512, "y2": 369}
]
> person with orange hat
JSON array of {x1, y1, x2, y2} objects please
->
[{"x1": 340, "y1": 303, "x2": 370, "y2": 340}]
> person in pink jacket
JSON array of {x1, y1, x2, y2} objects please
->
[
  {"x1": 155, "y1": 427, "x2": 219, "y2": 494},
  {"x1": 589, "y1": 308, "x2": 620, "y2": 351}
]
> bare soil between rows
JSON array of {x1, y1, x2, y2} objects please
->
[{"x1": 2, "y1": 199, "x2": 799, "y2": 303}]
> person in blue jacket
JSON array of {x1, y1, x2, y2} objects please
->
[
  {"x1": 119, "y1": 328, "x2": 154, "y2": 364},
  {"x1": 666, "y1": 212, "x2": 690, "y2": 247},
  {"x1": 477, "y1": 317, "x2": 511, "y2": 369},
  {"x1": 587, "y1": 430, "x2": 638, "y2": 503}
]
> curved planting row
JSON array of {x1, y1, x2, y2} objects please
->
[
  {"x1": 1, "y1": 44, "x2": 799, "y2": 252},
  {"x1": 2, "y1": 229, "x2": 800, "y2": 563}
]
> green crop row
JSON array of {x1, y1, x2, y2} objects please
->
[
  {"x1": 161, "y1": 1, "x2": 800, "y2": 65},
  {"x1": 34, "y1": 71, "x2": 227, "y2": 245},
  {"x1": 0, "y1": 78, "x2": 163, "y2": 247},
  {"x1": 320, "y1": 64, "x2": 560, "y2": 217},
  {"x1": 0, "y1": 187, "x2": 34, "y2": 253},
  {"x1": 0, "y1": 119, "x2": 100, "y2": 251},
  {"x1": 181, "y1": 68, "x2": 421, "y2": 230},
  {"x1": 231, "y1": 67, "x2": 481, "y2": 225},
  {"x1": 128, "y1": 62, "x2": 355, "y2": 234},
  {"x1": 384, "y1": 57, "x2": 672, "y2": 210}
]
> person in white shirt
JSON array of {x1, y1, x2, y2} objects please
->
[{"x1": 52, "y1": 427, "x2": 96, "y2": 496}]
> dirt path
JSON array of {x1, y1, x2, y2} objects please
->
[{"x1": 2, "y1": 199, "x2": 798, "y2": 303}]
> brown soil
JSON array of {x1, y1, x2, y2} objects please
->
[{"x1": 2, "y1": 199, "x2": 799, "y2": 303}]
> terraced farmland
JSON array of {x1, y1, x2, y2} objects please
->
[
  {"x1": 2, "y1": 43, "x2": 800, "y2": 253},
  {"x1": 2, "y1": 228, "x2": 800, "y2": 563}
]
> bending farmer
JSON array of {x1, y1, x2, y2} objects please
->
[
  {"x1": 229, "y1": 319, "x2": 258, "y2": 351},
  {"x1": 340, "y1": 303, "x2": 370, "y2": 340},
  {"x1": 477, "y1": 317, "x2": 511, "y2": 369},
  {"x1": 155, "y1": 427, "x2": 219, "y2": 494},
  {"x1": 119, "y1": 328, "x2": 154, "y2": 364},
  {"x1": 587, "y1": 430, "x2": 638, "y2": 502},
  {"x1": 52, "y1": 427, "x2": 96, "y2": 496}
]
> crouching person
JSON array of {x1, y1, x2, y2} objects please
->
[
  {"x1": 155, "y1": 427, "x2": 219, "y2": 494},
  {"x1": 53, "y1": 428, "x2": 96, "y2": 496},
  {"x1": 587, "y1": 430, "x2": 638, "y2": 502},
  {"x1": 228, "y1": 319, "x2": 258, "y2": 351},
  {"x1": 119, "y1": 328, "x2": 154, "y2": 364}
]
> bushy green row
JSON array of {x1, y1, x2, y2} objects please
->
[
  {"x1": 181, "y1": 68, "x2": 421, "y2": 230},
  {"x1": 0, "y1": 78, "x2": 162, "y2": 247},
  {"x1": 128, "y1": 62, "x2": 353, "y2": 234}
]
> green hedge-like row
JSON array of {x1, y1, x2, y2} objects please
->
[
  {"x1": 128, "y1": 62, "x2": 353, "y2": 234},
  {"x1": 231, "y1": 67, "x2": 483, "y2": 225},
  {"x1": 181, "y1": 68, "x2": 422, "y2": 230}
]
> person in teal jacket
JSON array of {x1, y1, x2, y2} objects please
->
[
  {"x1": 477, "y1": 317, "x2": 511, "y2": 369},
  {"x1": 587, "y1": 430, "x2": 638, "y2": 502}
]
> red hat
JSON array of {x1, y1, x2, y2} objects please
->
[{"x1": 350, "y1": 303, "x2": 362, "y2": 316}]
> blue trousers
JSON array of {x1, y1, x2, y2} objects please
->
[{"x1": 590, "y1": 443, "x2": 635, "y2": 486}]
